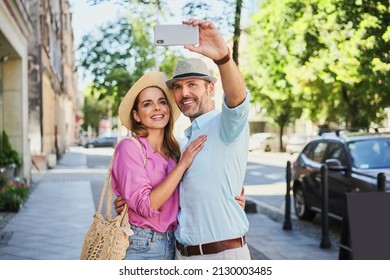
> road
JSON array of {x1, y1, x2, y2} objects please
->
[
  {"x1": 245, "y1": 150, "x2": 342, "y2": 244},
  {"x1": 244, "y1": 150, "x2": 297, "y2": 212}
]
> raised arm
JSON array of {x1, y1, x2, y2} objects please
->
[{"x1": 182, "y1": 19, "x2": 246, "y2": 108}]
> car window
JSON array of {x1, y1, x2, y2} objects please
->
[
  {"x1": 305, "y1": 141, "x2": 328, "y2": 163},
  {"x1": 325, "y1": 142, "x2": 348, "y2": 165},
  {"x1": 348, "y1": 139, "x2": 390, "y2": 169}
]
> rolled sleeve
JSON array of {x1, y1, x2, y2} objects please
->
[
  {"x1": 112, "y1": 139, "x2": 160, "y2": 218},
  {"x1": 220, "y1": 91, "x2": 250, "y2": 143}
]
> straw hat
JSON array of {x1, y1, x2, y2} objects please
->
[
  {"x1": 118, "y1": 71, "x2": 181, "y2": 130},
  {"x1": 166, "y1": 58, "x2": 217, "y2": 89}
]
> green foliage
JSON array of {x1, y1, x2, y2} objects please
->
[
  {"x1": 78, "y1": 17, "x2": 153, "y2": 115},
  {"x1": 77, "y1": 13, "x2": 183, "y2": 128},
  {"x1": 158, "y1": 49, "x2": 184, "y2": 78},
  {"x1": 247, "y1": 0, "x2": 390, "y2": 129},
  {"x1": 0, "y1": 131, "x2": 22, "y2": 166},
  {"x1": 245, "y1": 0, "x2": 305, "y2": 140},
  {"x1": 0, "y1": 175, "x2": 29, "y2": 212},
  {"x1": 181, "y1": 0, "x2": 243, "y2": 64},
  {"x1": 81, "y1": 88, "x2": 113, "y2": 134}
]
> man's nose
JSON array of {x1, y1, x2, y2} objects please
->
[{"x1": 181, "y1": 85, "x2": 191, "y2": 96}]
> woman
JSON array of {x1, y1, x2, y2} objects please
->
[{"x1": 111, "y1": 71, "x2": 206, "y2": 260}]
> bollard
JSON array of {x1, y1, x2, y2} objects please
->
[
  {"x1": 283, "y1": 161, "x2": 292, "y2": 230},
  {"x1": 320, "y1": 164, "x2": 331, "y2": 249},
  {"x1": 377, "y1": 172, "x2": 386, "y2": 192}
]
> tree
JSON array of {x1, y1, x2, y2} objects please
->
[
  {"x1": 298, "y1": 0, "x2": 390, "y2": 128},
  {"x1": 326, "y1": 0, "x2": 390, "y2": 128},
  {"x1": 245, "y1": 0, "x2": 309, "y2": 150},
  {"x1": 182, "y1": 0, "x2": 244, "y2": 65},
  {"x1": 77, "y1": 14, "x2": 183, "y2": 120},
  {"x1": 247, "y1": 0, "x2": 390, "y2": 137},
  {"x1": 78, "y1": 17, "x2": 154, "y2": 115},
  {"x1": 82, "y1": 88, "x2": 112, "y2": 134}
]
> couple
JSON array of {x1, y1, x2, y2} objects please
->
[{"x1": 112, "y1": 19, "x2": 250, "y2": 260}]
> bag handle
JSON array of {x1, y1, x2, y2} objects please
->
[{"x1": 97, "y1": 137, "x2": 146, "y2": 221}]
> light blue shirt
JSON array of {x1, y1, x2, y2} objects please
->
[{"x1": 175, "y1": 92, "x2": 250, "y2": 245}]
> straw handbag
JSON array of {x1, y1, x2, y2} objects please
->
[{"x1": 80, "y1": 137, "x2": 145, "y2": 260}]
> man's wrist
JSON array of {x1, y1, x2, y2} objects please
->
[{"x1": 213, "y1": 48, "x2": 230, "y2": 65}]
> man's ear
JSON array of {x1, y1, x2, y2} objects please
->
[{"x1": 208, "y1": 82, "x2": 215, "y2": 97}]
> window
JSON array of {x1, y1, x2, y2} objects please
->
[
  {"x1": 326, "y1": 142, "x2": 348, "y2": 165},
  {"x1": 303, "y1": 141, "x2": 328, "y2": 163},
  {"x1": 349, "y1": 139, "x2": 390, "y2": 169}
]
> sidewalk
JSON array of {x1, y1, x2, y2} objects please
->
[{"x1": 0, "y1": 148, "x2": 340, "y2": 260}]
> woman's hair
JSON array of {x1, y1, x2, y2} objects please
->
[{"x1": 129, "y1": 86, "x2": 181, "y2": 162}]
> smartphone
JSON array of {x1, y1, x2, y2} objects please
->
[{"x1": 154, "y1": 24, "x2": 199, "y2": 46}]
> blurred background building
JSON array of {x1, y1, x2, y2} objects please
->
[{"x1": 0, "y1": 0, "x2": 82, "y2": 179}]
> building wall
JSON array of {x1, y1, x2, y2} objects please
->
[
  {"x1": 41, "y1": 73, "x2": 56, "y2": 155},
  {"x1": 0, "y1": 0, "x2": 33, "y2": 179},
  {"x1": 25, "y1": 0, "x2": 80, "y2": 169}
]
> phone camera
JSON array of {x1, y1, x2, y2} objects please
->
[{"x1": 156, "y1": 40, "x2": 164, "y2": 44}]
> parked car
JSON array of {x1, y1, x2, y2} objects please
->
[
  {"x1": 292, "y1": 130, "x2": 390, "y2": 221},
  {"x1": 285, "y1": 134, "x2": 308, "y2": 154},
  {"x1": 248, "y1": 132, "x2": 278, "y2": 152},
  {"x1": 84, "y1": 135, "x2": 118, "y2": 148}
]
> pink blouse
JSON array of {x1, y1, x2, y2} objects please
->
[{"x1": 111, "y1": 136, "x2": 179, "y2": 233}]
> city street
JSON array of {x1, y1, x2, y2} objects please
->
[
  {"x1": 245, "y1": 150, "x2": 297, "y2": 212},
  {"x1": 74, "y1": 146, "x2": 343, "y2": 246},
  {"x1": 73, "y1": 146, "x2": 297, "y2": 213},
  {"x1": 0, "y1": 145, "x2": 342, "y2": 260},
  {"x1": 77, "y1": 146, "x2": 343, "y2": 257}
]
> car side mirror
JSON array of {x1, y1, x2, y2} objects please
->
[{"x1": 325, "y1": 158, "x2": 348, "y2": 171}]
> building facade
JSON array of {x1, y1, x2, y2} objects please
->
[
  {"x1": 0, "y1": 0, "x2": 33, "y2": 178},
  {"x1": 1, "y1": 0, "x2": 81, "y2": 178},
  {"x1": 25, "y1": 0, "x2": 81, "y2": 169}
]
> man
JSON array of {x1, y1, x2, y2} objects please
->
[{"x1": 116, "y1": 19, "x2": 250, "y2": 260}]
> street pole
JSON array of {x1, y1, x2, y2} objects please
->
[
  {"x1": 320, "y1": 164, "x2": 331, "y2": 249},
  {"x1": 283, "y1": 161, "x2": 292, "y2": 230}
]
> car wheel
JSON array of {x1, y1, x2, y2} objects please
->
[
  {"x1": 87, "y1": 143, "x2": 94, "y2": 148},
  {"x1": 293, "y1": 186, "x2": 316, "y2": 220}
]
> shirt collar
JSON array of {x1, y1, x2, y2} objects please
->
[{"x1": 184, "y1": 110, "x2": 219, "y2": 139}]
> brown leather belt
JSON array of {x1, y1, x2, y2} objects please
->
[{"x1": 175, "y1": 236, "x2": 246, "y2": 257}]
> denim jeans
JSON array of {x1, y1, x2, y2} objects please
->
[{"x1": 124, "y1": 225, "x2": 175, "y2": 260}]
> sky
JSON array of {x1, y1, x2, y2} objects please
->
[
  {"x1": 69, "y1": 0, "x2": 122, "y2": 48},
  {"x1": 69, "y1": 0, "x2": 185, "y2": 48},
  {"x1": 68, "y1": 0, "x2": 185, "y2": 90},
  {"x1": 68, "y1": 0, "x2": 257, "y2": 91},
  {"x1": 69, "y1": 0, "x2": 257, "y2": 50},
  {"x1": 68, "y1": 0, "x2": 258, "y2": 134}
]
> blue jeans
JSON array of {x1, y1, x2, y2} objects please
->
[{"x1": 124, "y1": 225, "x2": 175, "y2": 260}]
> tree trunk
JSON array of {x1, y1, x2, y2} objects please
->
[
  {"x1": 232, "y1": 0, "x2": 243, "y2": 65},
  {"x1": 279, "y1": 125, "x2": 285, "y2": 152}
]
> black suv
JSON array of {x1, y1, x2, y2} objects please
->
[{"x1": 292, "y1": 130, "x2": 390, "y2": 221}]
